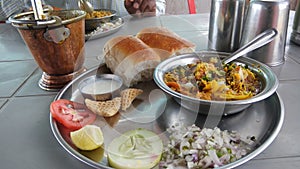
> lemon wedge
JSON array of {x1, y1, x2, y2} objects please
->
[
  {"x1": 70, "y1": 125, "x2": 104, "y2": 151},
  {"x1": 107, "y1": 128, "x2": 163, "y2": 169}
]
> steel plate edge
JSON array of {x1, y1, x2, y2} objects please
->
[
  {"x1": 49, "y1": 66, "x2": 112, "y2": 169},
  {"x1": 217, "y1": 92, "x2": 285, "y2": 169},
  {"x1": 50, "y1": 65, "x2": 285, "y2": 169}
]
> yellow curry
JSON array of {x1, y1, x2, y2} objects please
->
[
  {"x1": 85, "y1": 11, "x2": 112, "y2": 19},
  {"x1": 163, "y1": 58, "x2": 261, "y2": 101}
]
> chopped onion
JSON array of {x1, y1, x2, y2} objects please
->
[{"x1": 160, "y1": 123, "x2": 255, "y2": 169}]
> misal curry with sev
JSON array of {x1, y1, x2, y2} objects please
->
[
  {"x1": 163, "y1": 57, "x2": 261, "y2": 101},
  {"x1": 85, "y1": 10, "x2": 113, "y2": 19}
]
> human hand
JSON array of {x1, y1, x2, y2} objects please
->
[
  {"x1": 124, "y1": 0, "x2": 156, "y2": 17},
  {"x1": 140, "y1": 0, "x2": 156, "y2": 16},
  {"x1": 124, "y1": 0, "x2": 142, "y2": 15}
]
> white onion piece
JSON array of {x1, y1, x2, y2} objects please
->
[{"x1": 159, "y1": 123, "x2": 256, "y2": 169}]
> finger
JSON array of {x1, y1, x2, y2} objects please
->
[
  {"x1": 136, "y1": 10, "x2": 142, "y2": 14},
  {"x1": 133, "y1": 9, "x2": 143, "y2": 18},
  {"x1": 125, "y1": 0, "x2": 133, "y2": 6},
  {"x1": 140, "y1": 0, "x2": 155, "y2": 12},
  {"x1": 137, "y1": 0, "x2": 143, "y2": 5},
  {"x1": 140, "y1": 0, "x2": 148, "y2": 12},
  {"x1": 124, "y1": 2, "x2": 137, "y2": 15},
  {"x1": 143, "y1": 7, "x2": 156, "y2": 16},
  {"x1": 148, "y1": 0, "x2": 156, "y2": 10},
  {"x1": 133, "y1": 2, "x2": 140, "y2": 9}
]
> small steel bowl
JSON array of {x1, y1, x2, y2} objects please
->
[
  {"x1": 85, "y1": 9, "x2": 116, "y2": 31},
  {"x1": 153, "y1": 51, "x2": 279, "y2": 115},
  {"x1": 78, "y1": 74, "x2": 123, "y2": 101}
]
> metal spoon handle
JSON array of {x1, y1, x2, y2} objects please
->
[
  {"x1": 78, "y1": 0, "x2": 94, "y2": 13},
  {"x1": 222, "y1": 28, "x2": 278, "y2": 65},
  {"x1": 31, "y1": 0, "x2": 46, "y2": 20}
]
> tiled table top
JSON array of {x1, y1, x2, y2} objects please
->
[{"x1": 1, "y1": 12, "x2": 300, "y2": 169}]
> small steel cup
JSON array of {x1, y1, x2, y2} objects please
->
[
  {"x1": 208, "y1": 0, "x2": 246, "y2": 52},
  {"x1": 240, "y1": 0, "x2": 290, "y2": 66}
]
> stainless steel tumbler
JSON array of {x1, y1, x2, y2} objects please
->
[
  {"x1": 291, "y1": 2, "x2": 300, "y2": 45},
  {"x1": 208, "y1": 0, "x2": 246, "y2": 52},
  {"x1": 240, "y1": 0, "x2": 290, "y2": 66}
]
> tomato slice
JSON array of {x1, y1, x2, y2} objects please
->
[{"x1": 50, "y1": 99, "x2": 97, "y2": 130}]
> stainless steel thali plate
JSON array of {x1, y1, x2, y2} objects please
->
[{"x1": 50, "y1": 65, "x2": 284, "y2": 169}]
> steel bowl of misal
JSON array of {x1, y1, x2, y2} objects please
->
[
  {"x1": 85, "y1": 9, "x2": 117, "y2": 31},
  {"x1": 153, "y1": 51, "x2": 279, "y2": 115},
  {"x1": 78, "y1": 74, "x2": 123, "y2": 101}
]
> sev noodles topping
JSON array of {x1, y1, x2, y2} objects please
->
[
  {"x1": 163, "y1": 58, "x2": 261, "y2": 101},
  {"x1": 85, "y1": 10, "x2": 112, "y2": 19}
]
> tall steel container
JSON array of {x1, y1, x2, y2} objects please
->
[
  {"x1": 240, "y1": 0, "x2": 290, "y2": 66},
  {"x1": 208, "y1": 0, "x2": 246, "y2": 52},
  {"x1": 291, "y1": 2, "x2": 300, "y2": 45}
]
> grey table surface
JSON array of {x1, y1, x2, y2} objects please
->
[{"x1": 1, "y1": 11, "x2": 300, "y2": 169}]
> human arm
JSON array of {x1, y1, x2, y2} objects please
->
[{"x1": 124, "y1": 0, "x2": 165, "y2": 16}]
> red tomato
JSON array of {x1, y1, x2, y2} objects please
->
[{"x1": 50, "y1": 99, "x2": 97, "y2": 130}]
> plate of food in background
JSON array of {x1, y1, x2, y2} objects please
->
[{"x1": 85, "y1": 9, "x2": 124, "y2": 40}]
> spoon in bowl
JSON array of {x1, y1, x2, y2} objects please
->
[
  {"x1": 203, "y1": 28, "x2": 277, "y2": 129},
  {"x1": 78, "y1": 0, "x2": 94, "y2": 14},
  {"x1": 222, "y1": 28, "x2": 278, "y2": 64}
]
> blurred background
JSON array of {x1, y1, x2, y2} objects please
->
[
  {"x1": 165, "y1": 0, "x2": 211, "y2": 14},
  {"x1": 165, "y1": 0, "x2": 299, "y2": 15}
]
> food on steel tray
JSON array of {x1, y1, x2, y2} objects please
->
[
  {"x1": 107, "y1": 128, "x2": 163, "y2": 169},
  {"x1": 85, "y1": 88, "x2": 143, "y2": 117},
  {"x1": 120, "y1": 88, "x2": 143, "y2": 111},
  {"x1": 85, "y1": 18, "x2": 123, "y2": 36},
  {"x1": 104, "y1": 35, "x2": 161, "y2": 87},
  {"x1": 79, "y1": 74, "x2": 123, "y2": 101},
  {"x1": 85, "y1": 10, "x2": 112, "y2": 19},
  {"x1": 50, "y1": 99, "x2": 97, "y2": 130},
  {"x1": 160, "y1": 123, "x2": 256, "y2": 169},
  {"x1": 85, "y1": 97, "x2": 121, "y2": 117},
  {"x1": 80, "y1": 77, "x2": 121, "y2": 96},
  {"x1": 103, "y1": 26, "x2": 196, "y2": 86},
  {"x1": 70, "y1": 125, "x2": 104, "y2": 151},
  {"x1": 163, "y1": 57, "x2": 261, "y2": 100},
  {"x1": 136, "y1": 27, "x2": 196, "y2": 60}
]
